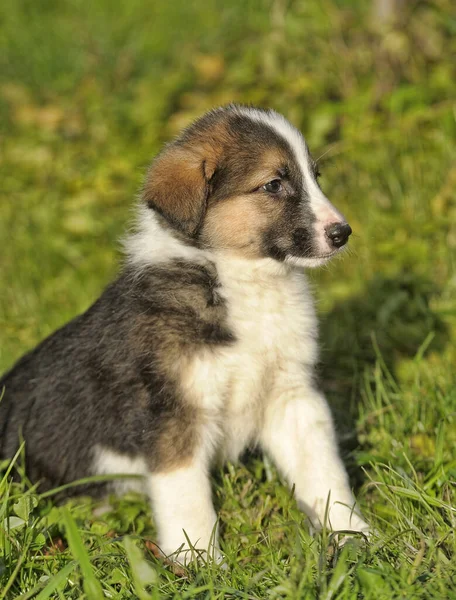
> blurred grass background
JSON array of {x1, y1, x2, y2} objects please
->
[{"x1": 0, "y1": 0, "x2": 456, "y2": 597}]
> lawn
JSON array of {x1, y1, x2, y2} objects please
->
[{"x1": 0, "y1": 0, "x2": 455, "y2": 598}]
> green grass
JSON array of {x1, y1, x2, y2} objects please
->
[{"x1": 1, "y1": 0, "x2": 455, "y2": 597}]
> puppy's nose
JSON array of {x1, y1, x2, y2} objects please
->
[{"x1": 325, "y1": 222, "x2": 352, "y2": 248}]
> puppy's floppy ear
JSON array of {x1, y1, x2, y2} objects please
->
[{"x1": 143, "y1": 144, "x2": 217, "y2": 236}]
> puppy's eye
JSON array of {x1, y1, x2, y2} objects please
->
[{"x1": 263, "y1": 179, "x2": 283, "y2": 194}]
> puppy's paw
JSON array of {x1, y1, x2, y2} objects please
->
[
  {"x1": 330, "y1": 529, "x2": 370, "y2": 548},
  {"x1": 329, "y1": 514, "x2": 370, "y2": 548},
  {"x1": 309, "y1": 501, "x2": 370, "y2": 546},
  {"x1": 327, "y1": 503, "x2": 370, "y2": 535}
]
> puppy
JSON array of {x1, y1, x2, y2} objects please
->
[{"x1": 0, "y1": 104, "x2": 368, "y2": 564}]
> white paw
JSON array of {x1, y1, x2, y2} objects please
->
[
  {"x1": 328, "y1": 503, "x2": 370, "y2": 536},
  {"x1": 308, "y1": 500, "x2": 370, "y2": 540}
]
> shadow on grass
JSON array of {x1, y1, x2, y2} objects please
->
[{"x1": 318, "y1": 271, "x2": 449, "y2": 485}]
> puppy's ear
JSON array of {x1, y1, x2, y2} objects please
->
[{"x1": 143, "y1": 144, "x2": 217, "y2": 236}]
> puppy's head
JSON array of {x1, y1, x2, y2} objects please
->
[{"x1": 143, "y1": 105, "x2": 351, "y2": 267}]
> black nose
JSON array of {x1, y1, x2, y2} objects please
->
[{"x1": 325, "y1": 222, "x2": 352, "y2": 248}]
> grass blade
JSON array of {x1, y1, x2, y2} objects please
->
[
  {"x1": 61, "y1": 508, "x2": 103, "y2": 600},
  {"x1": 35, "y1": 561, "x2": 77, "y2": 600},
  {"x1": 123, "y1": 536, "x2": 157, "y2": 600}
]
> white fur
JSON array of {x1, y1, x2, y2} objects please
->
[
  {"x1": 186, "y1": 252, "x2": 366, "y2": 533},
  {"x1": 285, "y1": 255, "x2": 333, "y2": 268},
  {"x1": 93, "y1": 446, "x2": 147, "y2": 494},
  {"x1": 123, "y1": 204, "x2": 206, "y2": 267},
  {"x1": 148, "y1": 456, "x2": 222, "y2": 564},
  {"x1": 260, "y1": 375, "x2": 368, "y2": 532},
  {"x1": 95, "y1": 109, "x2": 368, "y2": 563}
]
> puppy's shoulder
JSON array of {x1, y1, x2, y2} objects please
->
[
  {"x1": 127, "y1": 259, "x2": 218, "y2": 303},
  {"x1": 121, "y1": 258, "x2": 235, "y2": 347}
]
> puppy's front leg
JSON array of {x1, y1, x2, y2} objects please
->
[
  {"x1": 147, "y1": 459, "x2": 221, "y2": 565},
  {"x1": 261, "y1": 375, "x2": 368, "y2": 534}
]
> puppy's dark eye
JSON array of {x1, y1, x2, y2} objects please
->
[{"x1": 263, "y1": 179, "x2": 283, "y2": 193}]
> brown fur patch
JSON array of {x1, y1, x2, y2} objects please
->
[
  {"x1": 202, "y1": 194, "x2": 285, "y2": 257},
  {"x1": 143, "y1": 147, "x2": 210, "y2": 236},
  {"x1": 153, "y1": 403, "x2": 199, "y2": 472},
  {"x1": 243, "y1": 147, "x2": 290, "y2": 191},
  {"x1": 143, "y1": 117, "x2": 232, "y2": 236}
]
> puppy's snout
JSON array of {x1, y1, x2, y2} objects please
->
[{"x1": 325, "y1": 222, "x2": 352, "y2": 249}]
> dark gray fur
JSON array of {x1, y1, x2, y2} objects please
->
[{"x1": 0, "y1": 260, "x2": 233, "y2": 494}]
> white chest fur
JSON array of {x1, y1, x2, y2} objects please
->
[{"x1": 182, "y1": 257, "x2": 319, "y2": 461}]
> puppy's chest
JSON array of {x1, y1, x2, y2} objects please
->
[
  {"x1": 224, "y1": 279, "x2": 303, "y2": 360},
  {"x1": 192, "y1": 271, "x2": 316, "y2": 410}
]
